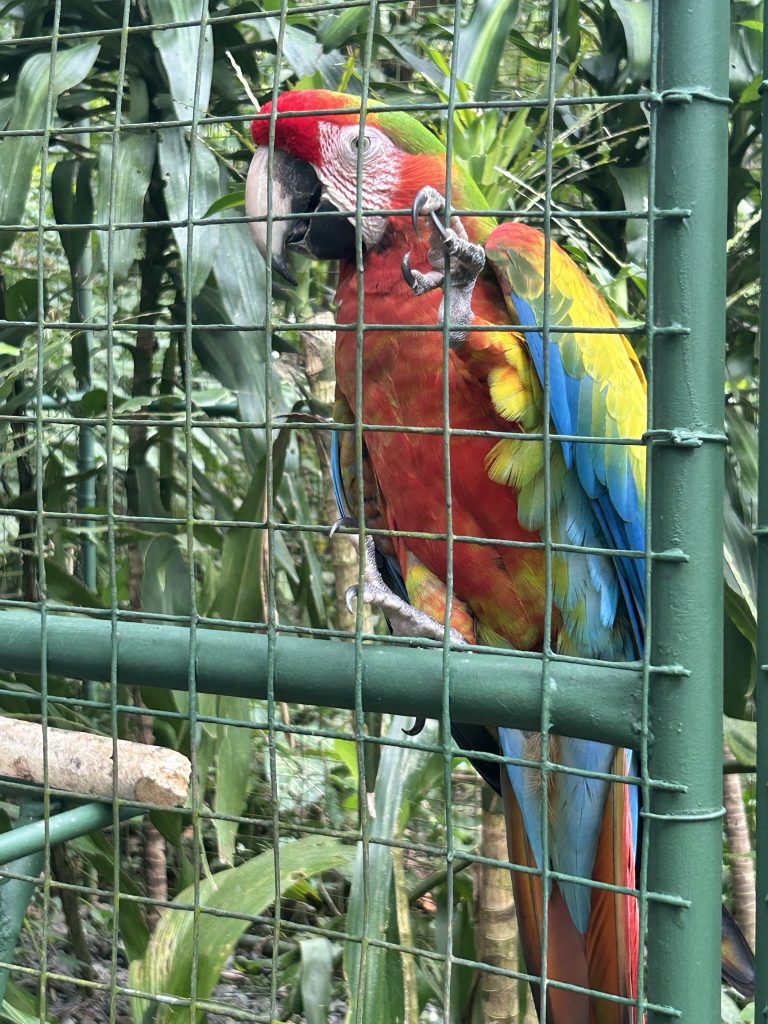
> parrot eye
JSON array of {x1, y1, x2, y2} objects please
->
[{"x1": 352, "y1": 134, "x2": 371, "y2": 152}]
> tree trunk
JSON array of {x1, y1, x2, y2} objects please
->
[
  {"x1": 476, "y1": 789, "x2": 519, "y2": 1024},
  {"x1": 723, "y1": 742, "x2": 756, "y2": 948},
  {"x1": 303, "y1": 312, "x2": 372, "y2": 636}
]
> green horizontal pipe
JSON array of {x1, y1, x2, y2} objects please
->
[
  {"x1": 0, "y1": 610, "x2": 643, "y2": 748},
  {"x1": 0, "y1": 800, "x2": 140, "y2": 867}
]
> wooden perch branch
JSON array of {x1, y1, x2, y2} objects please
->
[{"x1": 0, "y1": 717, "x2": 190, "y2": 807}]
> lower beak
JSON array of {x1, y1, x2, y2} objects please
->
[{"x1": 245, "y1": 147, "x2": 357, "y2": 282}]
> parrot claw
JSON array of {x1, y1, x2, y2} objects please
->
[
  {"x1": 330, "y1": 515, "x2": 358, "y2": 538},
  {"x1": 402, "y1": 252, "x2": 444, "y2": 296},
  {"x1": 403, "y1": 717, "x2": 426, "y2": 736},
  {"x1": 344, "y1": 583, "x2": 360, "y2": 614},
  {"x1": 405, "y1": 186, "x2": 486, "y2": 344},
  {"x1": 343, "y1": 535, "x2": 467, "y2": 646}
]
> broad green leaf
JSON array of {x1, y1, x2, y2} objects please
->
[
  {"x1": 0, "y1": 279, "x2": 41, "y2": 350},
  {"x1": 51, "y1": 158, "x2": 94, "y2": 272},
  {"x1": 267, "y1": 21, "x2": 324, "y2": 78},
  {"x1": 299, "y1": 936, "x2": 334, "y2": 1024},
  {"x1": 44, "y1": 559, "x2": 104, "y2": 609},
  {"x1": 318, "y1": 7, "x2": 368, "y2": 50},
  {"x1": 129, "y1": 836, "x2": 355, "y2": 1024},
  {"x1": 607, "y1": 0, "x2": 651, "y2": 82},
  {"x1": 0, "y1": 41, "x2": 100, "y2": 251},
  {"x1": 193, "y1": 285, "x2": 267, "y2": 468},
  {"x1": 723, "y1": 589, "x2": 755, "y2": 718},
  {"x1": 211, "y1": 181, "x2": 267, "y2": 332},
  {"x1": 1, "y1": 980, "x2": 50, "y2": 1024},
  {"x1": 132, "y1": 464, "x2": 192, "y2": 617},
  {"x1": 611, "y1": 165, "x2": 649, "y2": 269},
  {"x1": 344, "y1": 716, "x2": 438, "y2": 1024},
  {"x1": 207, "y1": 461, "x2": 266, "y2": 624},
  {"x1": 456, "y1": 0, "x2": 520, "y2": 102},
  {"x1": 94, "y1": 131, "x2": 157, "y2": 281},
  {"x1": 157, "y1": 127, "x2": 220, "y2": 296},
  {"x1": 210, "y1": 696, "x2": 254, "y2": 865},
  {"x1": 724, "y1": 715, "x2": 756, "y2": 767},
  {"x1": 149, "y1": 0, "x2": 213, "y2": 120}
]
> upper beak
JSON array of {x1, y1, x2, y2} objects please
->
[
  {"x1": 245, "y1": 146, "x2": 320, "y2": 285},
  {"x1": 245, "y1": 146, "x2": 358, "y2": 282}
]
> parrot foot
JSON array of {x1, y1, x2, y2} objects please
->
[
  {"x1": 345, "y1": 536, "x2": 465, "y2": 646},
  {"x1": 403, "y1": 186, "x2": 486, "y2": 345}
]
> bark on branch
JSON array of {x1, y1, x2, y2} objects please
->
[{"x1": 0, "y1": 717, "x2": 190, "y2": 806}]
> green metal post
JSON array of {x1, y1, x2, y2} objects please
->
[
  {"x1": 647, "y1": 1, "x2": 729, "y2": 1021},
  {"x1": 0, "y1": 801, "x2": 46, "y2": 1005},
  {"x1": 754, "y1": 4, "x2": 768, "y2": 1018},
  {"x1": 0, "y1": 609, "x2": 642, "y2": 747}
]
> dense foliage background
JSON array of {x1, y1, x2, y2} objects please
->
[{"x1": 0, "y1": 1, "x2": 761, "y2": 1022}]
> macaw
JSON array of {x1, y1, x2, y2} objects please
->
[{"x1": 243, "y1": 90, "x2": 753, "y2": 1021}]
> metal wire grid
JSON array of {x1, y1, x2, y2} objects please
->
[{"x1": 0, "y1": 1, "x2": 732, "y2": 1022}]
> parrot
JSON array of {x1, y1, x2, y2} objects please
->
[{"x1": 243, "y1": 89, "x2": 754, "y2": 1021}]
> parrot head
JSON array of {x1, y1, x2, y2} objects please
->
[{"x1": 245, "y1": 89, "x2": 491, "y2": 282}]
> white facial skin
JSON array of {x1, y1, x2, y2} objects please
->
[{"x1": 316, "y1": 122, "x2": 403, "y2": 246}]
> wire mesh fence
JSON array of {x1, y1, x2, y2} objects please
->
[{"x1": 0, "y1": 1, "x2": 757, "y2": 1023}]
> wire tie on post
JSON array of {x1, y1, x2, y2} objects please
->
[
  {"x1": 640, "y1": 806, "x2": 725, "y2": 823},
  {"x1": 642, "y1": 428, "x2": 728, "y2": 448},
  {"x1": 646, "y1": 88, "x2": 732, "y2": 107},
  {"x1": 652, "y1": 548, "x2": 689, "y2": 563},
  {"x1": 648, "y1": 663, "x2": 690, "y2": 678},
  {"x1": 649, "y1": 323, "x2": 690, "y2": 338}
]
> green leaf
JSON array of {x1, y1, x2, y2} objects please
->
[
  {"x1": 456, "y1": 0, "x2": 520, "y2": 102},
  {"x1": 344, "y1": 717, "x2": 438, "y2": 1023},
  {"x1": 94, "y1": 131, "x2": 157, "y2": 281},
  {"x1": 0, "y1": 279, "x2": 41, "y2": 350},
  {"x1": 192, "y1": 278, "x2": 270, "y2": 468},
  {"x1": 723, "y1": 715, "x2": 756, "y2": 767},
  {"x1": 611, "y1": 165, "x2": 649, "y2": 268},
  {"x1": 211, "y1": 696, "x2": 254, "y2": 865},
  {"x1": 0, "y1": 41, "x2": 101, "y2": 251},
  {"x1": 299, "y1": 936, "x2": 335, "y2": 1024},
  {"x1": 1, "y1": 980, "x2": 50, "y2": 1024},
  {"x1": 148, "y1": 0, "x2": 213, "y2": 120},
  {"x1": 129, "y1": 836, "x2": 355, "y2": 1024},
  {"x1": 203, "y1": 186, "x2": 245, "y2": 217},
  {"x1": 318, "y1": 7, "x2": 369, "y2": 50},
  {"x1": 158, "y1": 127, "x2": 221, "y2": 296},
  {"x1": 44, "y1": 559, "x2": 105, "y2": 609},
  {"x1": 207, "y1": 462, "x2": 266, "y2": 623},
  {"x1": 607, "y1": 0, "x2": 651, "y2": 82},
  {"x1": 51, "y1": 158, "x2": 94, "y2": 271}
]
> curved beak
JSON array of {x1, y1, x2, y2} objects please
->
[
  {"x1": 245, "y1": 146, "x2": 357, "y2": 282},
  {"x1": 245, "y1": 146, "x2": 319, "y2": 285}
]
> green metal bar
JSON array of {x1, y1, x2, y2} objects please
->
[
  {"x1": 646, "y1": 0, "x2": 729, "y2": 1020},
  {"x1": 0, "y1": 610, "x2": 642, "y2": 746},
  {"x1": 0, "y1": 801, "x2": 45, "y2": 1005},
  {"x1": 754, "y1": 4, "x2": 768, "y2": 1017},
  {"x1": 0, "y1": 801, "x2": 139, "y2": 868}
]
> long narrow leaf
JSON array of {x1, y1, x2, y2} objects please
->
[
  {"x1": 158, "y1": 127, "x2": 221, "y2": 296},
  {"x1": 0, "y1": 41, "x2": 100, "y2": 250},
  {"x1": 148, "y1": 0, "x2": 213, "y2": 120},
  {"x1": 94, "y1": 132, "x2": 156, "y2": 281},
  {"x1": 129, "y1": 836, "x2": 355, "y2": 1024},
  {"x1": 344, "y1": 716, "x2": 438, "y2": 1023},
  {"x1": 456, "y1": 0, "x2": 519, "y2": 102}
]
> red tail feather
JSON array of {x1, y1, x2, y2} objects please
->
[{"x1": 500, "y1": 760, "x2": 638, "y2": 1024}]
